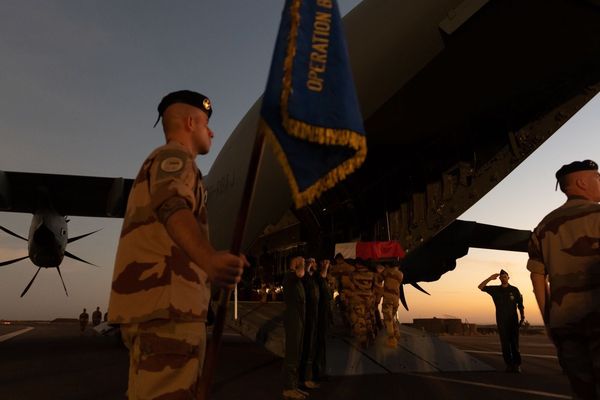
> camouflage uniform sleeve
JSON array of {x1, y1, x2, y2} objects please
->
[
  {"x1": 148, "y1": 148, "x2": 197, "y2": 222},
  {"x1": 526, "y1": 229, "x2": 546, "y2": 275}
]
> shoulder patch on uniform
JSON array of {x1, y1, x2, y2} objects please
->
[{"x1": 160, "y1": 157, "x2": 185, "y2": 173}]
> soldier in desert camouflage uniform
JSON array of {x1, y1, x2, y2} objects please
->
[
  {"x1": 381, "y1": 264, "x2": 403, "y2": 348},
  {"x1": 348, "y1": 259, "x2": 375, "y2": 348},
  {"x1": 528, "y1": 160, "x2": 600, "y2": 399},
  {"x1": 329, "y1": 253, "x2": 355, "y2": 330},
  {"x1": 373, "y1": 264, "x2": 385, "y2": 332},
  {"x1": 108, "y1": 90, "x2": 246, "y2": 400}
]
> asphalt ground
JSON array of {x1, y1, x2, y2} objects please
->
[{"x1": 0, "y1": 322, "x2": 573, "y2": 400}]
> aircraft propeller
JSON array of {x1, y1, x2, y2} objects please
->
[
  {"x1": 0, "y1": 224, "x2": 101, "y2": 296},
  {"x1": 0, "y1": 225, "x2": 28, "y2": 241},
  {"x1": 20, "y1": 267, "x2": 42, "y2": 297}
]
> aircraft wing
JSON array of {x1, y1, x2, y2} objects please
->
[
  {"x1": 0, "y1": 171, "x2": 133, "y2": 218},
  {"x1": 401, "y1": 220, "x2": 531, "y2": 284}
]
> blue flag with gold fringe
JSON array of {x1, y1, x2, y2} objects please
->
[{"x1": 260, "y1": 0, "x2": 367, "y2": 209}]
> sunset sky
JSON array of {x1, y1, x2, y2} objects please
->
[{"x1": 1, "y1": 1, "x2": 599, "y2": 326}]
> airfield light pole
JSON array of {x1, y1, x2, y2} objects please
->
[{"x1": 197, "y1": 129, "x2": 266, "y2": 399}]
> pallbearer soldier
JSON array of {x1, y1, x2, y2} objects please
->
[
  {"x1": 349, "y1": 259, "x2": 376, "y2": 348},
  {"x1": 373, "y1": 264, "x2": 385, "y2": 331},
  {"x1": 300, "y1": 258, "x2": 320, "y2": 389},
  {"x1": 108, "y1": 90, "x2": 246, "y2": 400},
  {"x1": 329, "y1": 253, "x2": 355, "y2": 329},
  {"x1": 382, "y1": 264, "x2": 403, "y2": 348},
  {"x1": 528, "y1": 160, "x2": 600, "y2": 398},
  {"x1": 478, "y1": 269, "x2": 525, "y2": 373},
  {"x1": 282, "y1": 256, "x2": 308, "y2": 400}
]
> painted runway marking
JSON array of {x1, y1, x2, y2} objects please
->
[
  {"x1": 465, "y1": 349, "x2": 557, "y2": 359},
  {"x1": 407, "y1": 373, "x2": 570, "y2": 399},
  {"x1": 0, "y1": 327, "x2": 34, "y2": 343}
]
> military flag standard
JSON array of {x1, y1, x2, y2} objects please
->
[{"x1": 260, "y1": 0, "x2": 367, "y2": 208}]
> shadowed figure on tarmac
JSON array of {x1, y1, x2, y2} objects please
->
[
  {"x1": 282, "y1": 256, "x2": 309, "y2": 400},
  {"x1": 478, "y1": 269, "x2": 525, "y2": 373},
  {"x1": 79, "y1": 308, "x2": 89, "y2": 334},
  {"x1": 92, "y1": 306, "x2": 102, "y2": 327}
]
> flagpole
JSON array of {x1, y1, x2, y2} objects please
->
[
  {"x1": 197, "y1": 129, "x2": 266, "y2": 399},
  {"x1": 234, "y1": 285, "x2": 238, "y2": 320}
]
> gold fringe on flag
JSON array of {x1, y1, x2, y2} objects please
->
[{"x1": 264, "y1": 0, "x2": 367, "y2": 209}]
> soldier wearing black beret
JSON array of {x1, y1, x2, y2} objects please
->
[
  {"x1": 109, "y1": 90, "x2": 248, "y2": 399},
  {"x1": 478, "y1": 269, "x2": 525, "y2": 372},
  {"x1": 528, "y1": 159, "x2": 600, "y2": 399}
]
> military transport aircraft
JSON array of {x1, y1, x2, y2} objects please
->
[
  {"x1": 1, "y1": 0, "x2": 599, "y2": 304},
  {"x1": 0, "y1": 171, "x2": 132, "y2": 296},
  {"x1": 204, "y1": 0, "x2": 600, "y2": 305}
]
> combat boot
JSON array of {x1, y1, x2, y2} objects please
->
[
  {"x1": 282, "y1": 389, "x2": 306, "y2": 399},
  {"x1": 386, "y1": 337, "x2": 398, "y2": 348},
  {"x1": 304, "y1": 380, "x2": 320, "y2": 389}
]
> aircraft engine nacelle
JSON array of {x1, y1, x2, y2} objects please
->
[{"x1": 27, "y1": 212, "x2": 68, "y2": 268}]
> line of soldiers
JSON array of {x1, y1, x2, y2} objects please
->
[
  {"x1": 78, "y1": 306, "x2": 105, "y2": 334},
  {"x1": 329, "y1": 253, "x2": 404, "y2": 349},
  {"x1": 282, "y1": 256, "x2": 332, "y2": 400}
]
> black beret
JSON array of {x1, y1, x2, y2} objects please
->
[
  {"x1": 499, "y1": 269, "x2": 508, "y2": 275},
  {"x1": 555, "y1": 160, "x2": 598, "y2": 181},
  {"x1": 153, "y1": 90, "x2": 212, "y2": 127}
]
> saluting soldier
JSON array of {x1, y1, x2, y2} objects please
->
[
  {"x1": 478, "y1": 269, "x2": 525, "y2": 373},
  {"x1": 528, "y1": 160, "x2": 600, "y2": 398},
  {"x1": 108, "y1": 90, "x2": 246, "y2": 400},
  {"x1": 300, "y1": 258, "x2": 320, "y2": 390},
  {"x1": 313, "y1": 259, "x2": 333, "y2": 382},
  {"x1": 382, "y1": 264, "x2": 403, "y2": 348},
  {"x1": 282, "y1": 256, "x2": 308, "y2": 400}
]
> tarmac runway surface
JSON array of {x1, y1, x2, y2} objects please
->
[{"x1": 0, "y1": 321, "x2": 572, "y2": 400}]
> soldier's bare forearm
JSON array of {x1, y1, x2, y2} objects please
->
[
  {"x1": 530, "y1": 272, "x2": 548, "y2": 322},
  {"x1": 165, "y1": 208, "x2": 215, "y2": 269},
  {"x1": 477, "y1": 277, "x2": 492, "y2": 290}
]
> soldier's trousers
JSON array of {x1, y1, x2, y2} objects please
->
[
  {"x1": 121, "y1": 320, "x2": 206, "y2": 400},
  {"x1": 382, "y1": 301, "x2": 400, "y2": 339},
  {"x1": 349, "y1": 300, "x2": 369, "y2": 346},
  {"x1": 497, "y1": 320, "x2": 521, "y2": 367},
  {"x1": 551, "y1": 325, "x2": 600, "y2": 400},
  {"x1": 283, "y1": 318, "x2": 304, "y2": 390}
]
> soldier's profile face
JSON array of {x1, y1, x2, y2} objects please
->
[
  {"x1": 499, "y1": 273, "x2": 509, "y2": 284},
  {"x1": 585, "y1": 171, "x2": 600, "y2": 202},
  {"x1": 192, "y1": 111, "x2": 213, "y2": 155}
]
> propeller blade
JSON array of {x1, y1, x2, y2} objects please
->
[
  {"x1": 64, "y1": 251, "x2": 98, "y2": 267},
  {"x1": 0, "y1": 255, "x2": 29, "y2": 267},
  {"x1": 411, "y1": 282, "x2": 431, "y2": 296},
  {"x1": 21, "y1": 267, "x2": 42, "y2": 297},
  {"x1": 67, "y1": 229, "x2": 102, "y2": 243},
  {"x1": 399, "y1": 284, "x2": 409, "y2": 311},
  {"x1": 56, "y1": 267, "x2": 69, "y2": 296},
  {"x1": 0, "y1": 225, "x2": 28, "y2": 241}
]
